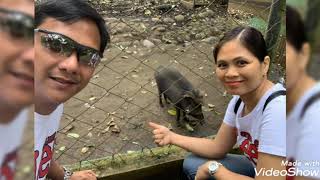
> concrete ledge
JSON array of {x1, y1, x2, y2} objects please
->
[
  {"x1": 65, "y1": 136, "x2": 241, "y2": 179},
  {"x1": 66, "y1": 145, "x2": 188, "y2": 179}
]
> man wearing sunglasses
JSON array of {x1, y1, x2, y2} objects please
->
[
  {"x1": 34, "y1": 0, "x2": 110, "y2": 180},
  {"x1": 0, "y1": 0, "x2": 34, "y2": 179}
]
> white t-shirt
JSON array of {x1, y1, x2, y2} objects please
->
[
  {"x1": 223, "y1": 83, "x2": 286, "y2": 166},
  {"x1": 0, "y1": 109, "x2": 28, "y2": 180},
  {"x1": 34, "y1": 104, "x2": 63, "y2": 180},
  {"x1": 287, "y1": 83, "x2": 320, "y2": 179}
]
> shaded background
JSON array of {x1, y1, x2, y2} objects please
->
[{"x1": 287, "y1": 0, "x2": 320, "y2": 79}]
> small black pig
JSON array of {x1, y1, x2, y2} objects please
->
[{"x1": 154, "y1": 65, "x2": 204, "y2": 127}]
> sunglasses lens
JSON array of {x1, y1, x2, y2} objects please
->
[
  {"x1": 41, "y1": 34, "x2": 73, "y2": 56},
  {"x1": 79, "y1": 51, "x2": 101, "y2": 67},
  {"x1": 7, "y1": 20, "x2": 33, "y2": 40},
  {"x1": 0, "y1": 10, "x2": 34, "y2": 41},
  {"x1": 36, "y1": 29, "x2": 101, "y2": 68}
]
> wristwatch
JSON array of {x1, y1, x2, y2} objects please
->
[
  {"x1": 208, "y1": 161, "x2": 222, "y2": 176},
  {"x1": 63, "y1": 167, "x2": 73, "y2": 180}
]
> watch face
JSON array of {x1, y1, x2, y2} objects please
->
[{"x1": 209, "y1": 161, "x2": 219, "y2": 173}]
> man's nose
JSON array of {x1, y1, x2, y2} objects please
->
[{"x1": 57, "y1": 52, "x2": 80, "y2": 75}]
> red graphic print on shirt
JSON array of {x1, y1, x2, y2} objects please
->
[
  {"x1": 239, "y1": 131, "x2": 259, "y2": 165},
  {"x1": 0, "y1": 150, "x2": 17, "y2": 180},
  {"x1": 34, "y1": 132, "x2": 56, "y2": 180}
]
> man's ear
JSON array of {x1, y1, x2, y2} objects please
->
[
  {"x1": 262, "y1": 55, "x2": 270, "y2": 76},
  {"x1": 299, "y1": 42, "x2": 311, "y2": 69}
]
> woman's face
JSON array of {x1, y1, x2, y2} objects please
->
[
  {"x1": 215, "y1": 39, "x2": 269, "y2": 95},
  {"x1": 286, "y1": 41, "x2": 308, "y2": 90}
]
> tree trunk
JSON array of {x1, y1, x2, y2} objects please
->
[{"x1": 265, "y1": 0, "x2": 286, "y2": 62}]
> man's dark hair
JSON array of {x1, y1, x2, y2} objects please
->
[
  {"x1": 35, "y1": 0, "x2": 110, "y2": 54},
  {"x1": 213, "y1": 26, "x2": 268, "y2": 63},
  {"x1": 286, "y1": 5, "x2": 307, "y2": 51}
]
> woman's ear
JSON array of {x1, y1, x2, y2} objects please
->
[
  {"x1": 299, "y1": 42, "x2": 311, "y2": 69},
  {"x1": 262, "y1": 56, "x2": 270, "y2": 75}
]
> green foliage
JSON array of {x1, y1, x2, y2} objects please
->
[{"x1": 248, "y1": 17, "x2": 267, "y2": 34}]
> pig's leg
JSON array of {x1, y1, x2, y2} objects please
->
[
  {"x1": 159, "y1": 93, "x2": 164, "y2": 107},
  {"x1": 176, "y1": 107, "x2": 181, "y2": 127},
  {"x1": 164, "y1": 94, "x2": 169, "y2": 104},
  {"x1": 182, "y1": 110, "x2": 187, "y2": 123}
]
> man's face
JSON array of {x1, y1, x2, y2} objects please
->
[
  {"x1": 0, "y1": 0, "x2": 34, "y2": 108},
  {"x1": 35, "y1": 17, "x2": 101, "y2": 105}
]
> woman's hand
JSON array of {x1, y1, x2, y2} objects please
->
[
  {"x1": 195, "y1": 161, "x2": 212, "y2": 180},
  {"x1": 195, "y1": 161, "x2": 228, "y2": 180},
  {"x1": 149, "y1": 122, "x2": 175, "y2": 146}
]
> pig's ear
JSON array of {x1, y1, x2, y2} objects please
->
[
  {"x1": 194, "y1": 89, "x2": 204, "y2": 103},
  {"x1": 195, "y1": 89, "x2": 204, "y2": 99},
  {"x1": 196, "y1": 89, "x2": 204, "y2": 99}
]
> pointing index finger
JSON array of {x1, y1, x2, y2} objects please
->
[{"x1": 148, "y1": 122, "x2": 162, "y2": 129}]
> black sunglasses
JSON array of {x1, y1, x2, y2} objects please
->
[
  {"x1": 0, "y1": 7, "x2": 34, "y2": 41},
  {"x1": 34, "y1": 29, "x2": 102, "y2": 68}
]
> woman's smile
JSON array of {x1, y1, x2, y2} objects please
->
[{"x1": 225, "y1": 80, "x2": 244, "y2": 87}]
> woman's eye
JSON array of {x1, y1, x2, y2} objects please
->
[
  {"x1": 217, "y1": 63, "x2": 227, "y2": 69},
  {"x1": 237, "y1": 60, "x2": 248, "y2": 66}
]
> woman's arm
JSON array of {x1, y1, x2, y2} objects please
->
[
  {"x1": 255, "y1": 152, "x2": 286, "y2": 180},
  {"x1": 149, "y1": 122, "x2": 237, "y2": 159},
  {"x1": 196, "y1": 153, "x2": 286, "y2": 180}
]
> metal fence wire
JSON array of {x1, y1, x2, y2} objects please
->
[{"x1": 16, "y1": 0, "x2": 285, "y2": 179}]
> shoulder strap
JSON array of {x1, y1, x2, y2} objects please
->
[
  {"x1": 300, "y1": 92, "x2": 320, "y2": 119},
  {"x1": 234, "y1": 97, "x2": 242, "y2": 114},
  {"x1": 234, "y1": 90, "x2": 286, "y2": 114},
  {"x1": 262, "y1": 90, "x2": 286, "y2": 112}
]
